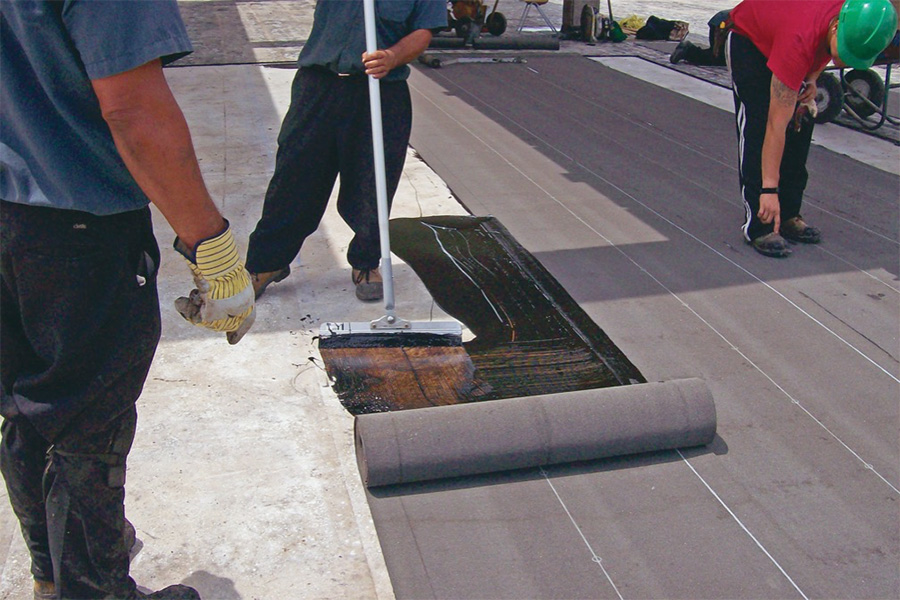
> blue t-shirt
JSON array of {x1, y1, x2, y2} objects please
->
[
  {"x1": 297, "y1": 0, "x2": 447, "y2": 81},
  {"x1": 0, "y1": 0, "x2": 193, "y2": 215}
]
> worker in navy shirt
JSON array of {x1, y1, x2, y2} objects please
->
[
  {"x1": 1, "y1": 1, "x2": 254, "y2": 597},
  {"x1": 246, "y1": 0, "x2": 447, "y2": 302}
]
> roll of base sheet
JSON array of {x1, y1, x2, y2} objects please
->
[{"x1": 355, "y1": 378, "x2": 716, "y2": 487}]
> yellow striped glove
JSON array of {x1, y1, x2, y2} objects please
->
[{"x1": 174, "y1": 222, "x2": 255, "y2": 344}]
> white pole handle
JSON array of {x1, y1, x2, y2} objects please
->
[{"x1": 363, "y1": 0, "x2": 396, "y2": 316}]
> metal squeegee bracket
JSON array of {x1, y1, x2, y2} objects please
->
[{"x1": 320, "y1": 319, "x2": 464, "y2": 336}]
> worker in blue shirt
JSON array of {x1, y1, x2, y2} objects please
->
[
  {"x1": 246, "y1": 0, "x2": 447, "y2": 302},
  {"x1": 1, "y1": 1, "x2": 254, "y2": 598}
]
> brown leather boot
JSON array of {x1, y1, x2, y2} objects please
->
[
  {"x1": 33, "y1": 580, "x2": 55, "y2": 600},
  {"x1": 250, "y1": 266, "x2": 290, "y2": 299},
  {"x1": 781, "y1": 216, "x2": 821, "y2": 244},
  {"x1": 750, "y1": 232, "x2": 791, "y2": 257},
  {"x1": 352, "y1": 267, "x2": 383, "y2": 301}
]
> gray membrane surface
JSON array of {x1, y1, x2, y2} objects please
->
[{"x1": 359, "y1": 54, "x2": 899, "y2": 599}]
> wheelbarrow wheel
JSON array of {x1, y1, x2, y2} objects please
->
[
  {"x1": 843, "y1": 69, "x2": 885, "y2": 119},
  {"x1": 486, "y1": 11, "x2": 507, "y2": 36},
  {"x1": 814, "y1": 72, "x2": 843, "y2": 124},
  {"x1": 455, "y1": 18, "x2": 473, "y2": 39}
]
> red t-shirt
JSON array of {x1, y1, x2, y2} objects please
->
[{"x1": 730, "y1": 0, "x2": 841, "y2": 90}]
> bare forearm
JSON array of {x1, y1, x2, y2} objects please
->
[
  {"x1": 761, "y1": 122, "x2": 786, "y2": 188},
  {"x1": 363, "y1": 29, "x2": 433, "y2": 78},
  {"x1": 388, "y1": 29, "x2": 433, "y2": 66},
  {"x1": 762, "y1": 75, "x2": 798, "y2": 188},
  {"x1": 756, "y1": 75, "x2": 798, "y2": 230},
  {"x1": 93, "y1": 61, "x2": 224, "y2": 249}
]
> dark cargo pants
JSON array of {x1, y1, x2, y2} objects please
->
[{"x1": 0, "y1": 200, "x2": 160, "y2": 598}]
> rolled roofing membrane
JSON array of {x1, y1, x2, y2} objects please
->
[{"x1": 356, "y1": 378, "x2": 716, "y2": 487}]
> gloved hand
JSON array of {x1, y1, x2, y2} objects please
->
[{"x1": 173, "y1": 221, "x2": 255, "y2": 345}]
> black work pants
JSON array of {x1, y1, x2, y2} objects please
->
[
  {"x1": 683, "y1": 42, "x2": 725, "y2": 67},
  {"x1": 246, "y1": 67, "x2": 413, "y2": 274},
  {"x1": 726, "y1": 32, "x2": 814, "y2": 242},
  {"x1": 0, "y1": 200, "x2": 161, "y2": 598}
]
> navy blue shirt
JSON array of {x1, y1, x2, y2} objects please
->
[
  {"x1": 1, "y1": 0, "x2": 193, "y2": 215},
  {"x1": 297, "y1": 0, "x2": 447, "y2": 81}
]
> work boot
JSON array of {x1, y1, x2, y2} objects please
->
[
  {"x1": 250, "y1": 266, "x2": 290, "y2": 299},
  {"x1": 670, "y1": 40, "x2": 695, "y2": 64},
  {"x1": 31, "y1": 522, "x2": 140, "y2": 600},
  {"x1": 352, "y1": 267, "x2": 383, "y2": 302},
  {"x1": 750, "y1": 232, "x2": 791, "y2": 258},
  {"x1": 33, "y1": 580, "x2": 55, "y2": 600},
  {"x1": 135, "y1": 585, "x2": 201, "y2": 599},
  {"x1": 780, "y1": 216, "x2": 821, "y2": 244}
]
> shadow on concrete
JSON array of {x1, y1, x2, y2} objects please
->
[{"x1": 184, "y1": 570, "x2": 242, "y2": 600}]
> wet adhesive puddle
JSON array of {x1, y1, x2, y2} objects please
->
[{"x1": 319, "y1": 216, "x2": 644, "y2": 415}]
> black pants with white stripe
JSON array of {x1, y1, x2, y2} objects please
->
[{"x1": 726, "y1": 32, "x2": 814, "y2": 242}]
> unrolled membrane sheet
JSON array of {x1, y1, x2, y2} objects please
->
[{"x1": 356, "y1": 378, "x2": 716, "y2": 487}]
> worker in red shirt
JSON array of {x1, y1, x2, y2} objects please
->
[{"x1": 725, "y1": 0, "x2": 897, "y2": 257}]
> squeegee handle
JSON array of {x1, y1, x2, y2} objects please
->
[{"x1": 363, "y1": 0, "x2": 396, "y2": 314}]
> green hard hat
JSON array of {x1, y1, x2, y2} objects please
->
[{"x1": 837, "y1": 0, "x2": 898, "y2": 69}]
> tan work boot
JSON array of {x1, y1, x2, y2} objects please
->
[
  {"x1": 781, "y1": 216, "x2": 821, "y2": 244},
  {"x1": 750, "y1": 232, "x2": 791, "y2": 257},
  {"x1": 352, "y1": 267, "x2": 383, "y2": 301},
  {"x1": 250, "y1": 266, "x2": 290, "y2": 299},
  {"x1": 33, "y1": 580, "x2": 55, "y2": 600}
]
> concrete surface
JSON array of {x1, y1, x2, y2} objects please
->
[
  {"x1": 2, "y1": 0, "x2": 897, "y2": 599},
  {"x1": 0, "y1": 59, "x2": 462, "y2": 600},
  {"x1": 1, "y1": 62, "x2": 463, "y2": 600}
]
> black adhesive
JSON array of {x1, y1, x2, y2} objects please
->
[
  {"x1": 319, "y1": 332, "x2": 463, "y2": 349},
  {"x1": 321, "y1": 215, "x2": 645, "y2": 414}
]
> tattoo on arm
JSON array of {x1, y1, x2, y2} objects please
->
[{"x1": 771, "y1": 77, "x2": 797, "y2": 107}]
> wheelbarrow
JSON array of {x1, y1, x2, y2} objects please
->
[
  {"x1": 447, "y1": 0, "x2": 507, "y2": 41},
  {"x1": 814, "y1": 30, "x2": 899, "y2": 131}
]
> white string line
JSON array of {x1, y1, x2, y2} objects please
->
[
  {"x1": 521, "y1": 63, "x2": 899, "y2": 245},
  {"x1": 802, "y1": 201, "x2": 899, "y2": 246},
  {"x1": 676, "y1": 450, "x2": 810, "y2": 600},
  {"x1": 410, "y1": 78, "x2": 899, "y2": 384},
  {"x1": 540, "y1": 467, "x2": 624, "y2": 600},
  {"x1": 422, "y1": 67, "x2": 900, "y2": 290},
  {"x1": 410, "y1": 82, "x2": 900, "y2": 492},
  {"x1": 412, "y1": 71, "x2": 897, "y2": 594},
  {"x1": 422, "y1": 223, "x2": 506, "y2": 324},
  {"x1": 569, "y1": 157, "x2": 900, "y2": 385},
  {"x1": 493, "y1": 70, "x2": 900, "y2": 337},
  {"x1": 813, "y1": 242, "x2": 900, "y2": 294}
]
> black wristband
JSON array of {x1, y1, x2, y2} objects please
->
[{"x1": 760, "y1": 187, "x2": 779, "y2": 195}]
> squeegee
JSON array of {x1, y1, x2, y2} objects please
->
[{"x1": 319, "y1": 0, "x2": 463, "y2": 342}]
